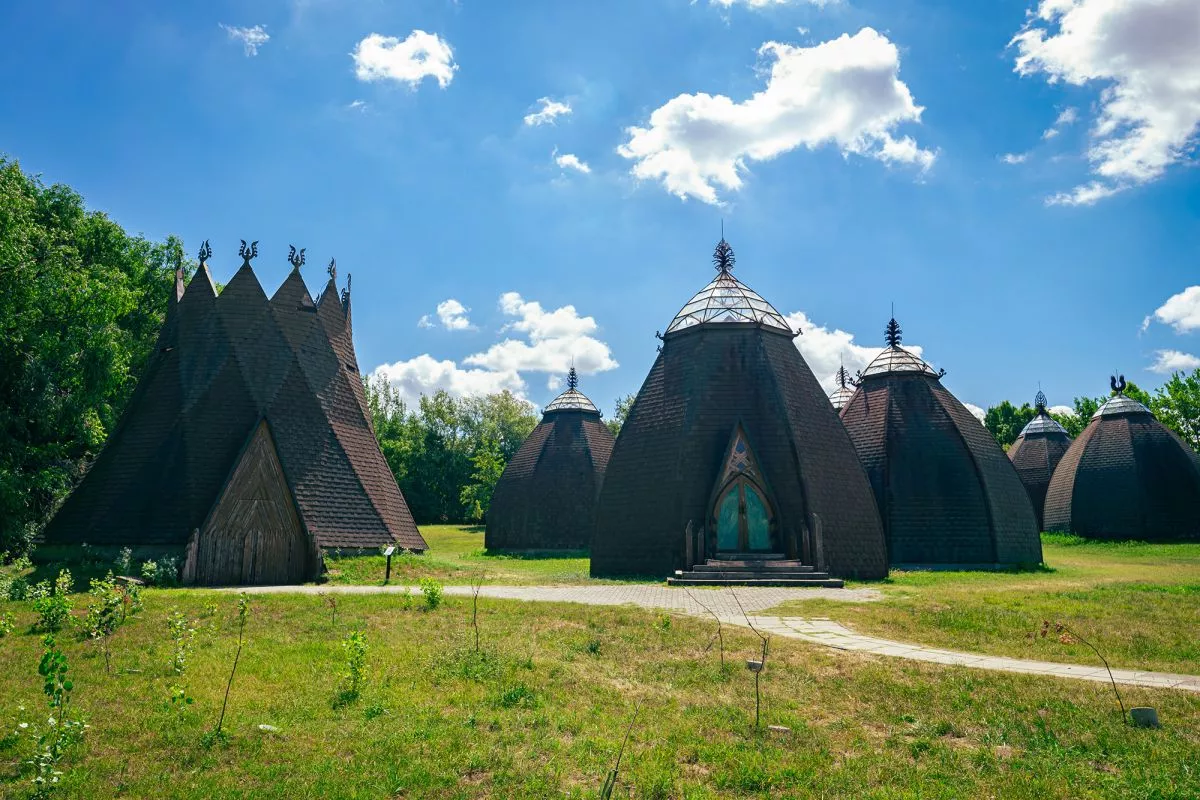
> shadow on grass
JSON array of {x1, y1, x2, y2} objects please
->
[{"x1": 478, "y1": 549, "x2": 589, "y2": 561}]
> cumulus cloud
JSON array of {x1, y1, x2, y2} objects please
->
[
  {"x1": 376, "y1": 292, "x2": 616, "y2": 405},
  {"x1": 372, "y1": 355, "x2": 525, "y2": 405},
  {"x1": 220, "y1": 24, "x2": 269, "y2": 56},
  {"x1": 782, "y1": 311, "x2": 925, "y2": 393},
  {"x1": 554, "y1": 152, "x2": 592, "y2": 174},
  {"x1": 1150, "y1": 349, "x2": 1200, "y2": 374},
  {"x1": 1143, "y1": 285, "x2": 1200, "y2": 333},
  {"x1": 1049, "y1": 405, "x2": 1077, "y2": 417},
  {"x1": 352, "y1": 31, "x2": 457, "y2": 89},
  {"x1": 1041, "y1": 106, "x2": 1079, "y2": 139},
  {"x1": 418, "y1": 299, "x2": 474, "y2": 331},
  {"x1": 1011, "y1": 0, "x2": 1200, "y2": 204},
  {"x1": 1000, "y1": 152, "x2": 1029, "y2": 164},
  {"x1": 963, "y1": 403, "x2": 987, "y2": 424},
  {"x1": 524, "y1": 97, "x2": 572, "y2": 126},
  {"x1": 617, "y1": 28, "x2": 934, "y2": 204}
]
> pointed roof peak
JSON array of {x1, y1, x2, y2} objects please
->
[
  {"x1": 544, "y1": 368, "x2": 599, "y2": 415},
  {"x1": 885, "y1": 316, "x2": 903, "y2": 348},
  {"x1": 665, "y1": 238, "x2": 790, "y2": 336}
]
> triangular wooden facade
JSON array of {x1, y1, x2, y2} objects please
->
[{"x1": 43, "y1": 252, "x2": 425, "y2": 584}]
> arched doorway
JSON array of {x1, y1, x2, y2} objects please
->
[{"x1": 710, "y1": 424, "x2": 777, "y2": 554}]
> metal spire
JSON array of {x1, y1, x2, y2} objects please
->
[
  {"x1": 567, "y1": 365, "x2": 578, "y2": 392},
  {"x1": 884, "y1": 316, "x2": 903, "y2": 348}
]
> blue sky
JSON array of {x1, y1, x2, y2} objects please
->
[{"x1": 3, "y1": 0, "x2": 1199, "y2": 419}]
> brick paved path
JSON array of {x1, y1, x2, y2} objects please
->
[{"x1": 238, "y1": 583, "x2": 1200, "y2": 693}]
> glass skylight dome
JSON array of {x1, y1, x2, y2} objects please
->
[
  {"x1": 858, "y1": 318, "x2": 942, "y2": 379},
  {"x1": 664, "y1": 239, "x2": 792, "y2": 336},
  {"x1": 543, "y1": 367, "x2": 600, "y2": 414},
  {"x1": 1093, "y1": 393, "x2": 1150, "y2": 419},
  {"x1": 1020, "y1": 390, "x2": 1070, "y2": 436}
]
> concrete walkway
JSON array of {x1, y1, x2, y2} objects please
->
[{"x1": 238, "y1": 583, "x2": 1200, "y2": 693}]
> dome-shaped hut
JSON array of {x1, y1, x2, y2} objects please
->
[
  {"x1": 1044, "y1": 376, "x2": 1200, "y2": 541},
  {"x1": 1008, "y1": 390, "x2": 1073, "y2": 531},
  {"x1": 591, "y1": 238, "x2": 887, "y2": 581},
  {"x1": 42, "y1": 243, "x2": 425, "y2": 584},
  {"x1": 829, "y1": 364, "x2": 855, "y2": 411},
  {"x1": 485, "y1": 369, "x2": 615, "y2": 552},
  {"x1": 839, "y1": 317, "x2": 1042, "y2": 567}
]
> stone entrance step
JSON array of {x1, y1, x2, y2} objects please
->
[{"x1": 668, "y1": 557, "x2": 843, "y2": 588}]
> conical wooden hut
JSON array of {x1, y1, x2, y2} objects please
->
[
  {"x1": 839, "y1": 317, "x2": 1042, "y2": 567},
  {"x1": 591, "y1": 238, "x2": 887, "y2": 580},
  {"x1": 42, "y1": 242, "x2": 425, "y2": 584},
  {"x1": 485, "y1": 368, "x2": 614, "y2": 552},
  {"x1": 1007, "y1": 390, "x2": 1073, "y2": 531},
  {"x1": 1044, "y1": 377, "x2": 1200, "y2": 541}
]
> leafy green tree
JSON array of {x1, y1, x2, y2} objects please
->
[
  {"x1": 1149, "y1": 369, "x2": 1200, "y2": 452},
  {"x1": 0, "y1": 158, "x2": 190, "y2": 553},
  {"x1": 606, "y1": 393, "x2": 636, "y2": 437},
  {"x1": 984, "y1": 401, "x2": 1036, "y2": 449}
]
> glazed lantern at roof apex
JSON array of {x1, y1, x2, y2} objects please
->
[
  {"x1": 663, "y1": 238, "x2": 793, "y2": 336},
  {"x1": 543, "y1": 367, "x2": 600, "y2": 414},
  {"x1": 1092, "y1": 374, "x2": 1152, "y2": 419},
  {"x1": 1019, "y1": 389, "x2": 1070, "y2": 437},
  {"x1": 858, "y1": 318, "x2": 942, "y2": 379}
]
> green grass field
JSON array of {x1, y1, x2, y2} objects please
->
[
  {"x1": 1, "y1": 587, "x2": 1198, "y2": 799},
  {"x1": 323, "y1": 525, "x2": 603, "y2": 586},
  {"x1": 767, "y1": 534, "x2": 1200, "y2": 674}
]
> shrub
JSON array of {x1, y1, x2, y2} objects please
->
[
  {"x1": 83, "y1": 573, "x2": 125, "y2": 673},
  {"x1": 419, "y1": 578, "x2": 443, "y2": 611},
  {"x1": 339, "y1": 631, "x2": 368, "y2": 702},
  {"x1": 139, "y1": 561, "x2": 158, "y2": 585},
  {"x1": 24, "y1": 635, "x2": 88, "y2": 797},
  {"x1": 32, "y1": 571, "x2": 74, "y2": 633},
  {"x1": 114, "y1": 548, "x2": 133, "y2": 576}
]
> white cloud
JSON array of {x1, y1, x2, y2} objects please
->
[
  {"x1": 377, "y1": 292, "x2": 616, "y2": 405},
  {"x1": 782, "y1": 311, "x2": 925, "y2": 394},
  {"x1": 372, "y1": 355, "x2": 525, "y2": 406},
  {"x1": 1012, "y1": 0, "x2": 1200, "y2": 204},
  {"x1": 963, "y1": 403, "x2": 987, "y2": 424},
  {"x1": 1000, "y1": 152, "x2": 1029, "y2": 164},
  {"x1": 1150, "y1": 349, "x2": 1200, "y2": 374},
  {"x1": 1144, "y1": 285, "x2": 1200, "y2": 333},
  {"x1": 554, "y1": 152, "x2": 592, "y2": 174},
  {"x1": 352, "y1": 31, "x2": 457, "y2": 89},
  {"x1": 1041, "y1": 106, "x2": 1079, "y2": 139},
  {"x1": 435, "y1": 299, "x2": 474, "y2": 331},
  {"x1": 220, "y1": 24, "x2": 270, "y2": 56},
  {"x1": 1045, "y1": 180, "x2": 1122, "y2": 206},
  {"x1": 347, "y1": 99, "x2": 367, "y2": 111},
  {"x1": 524, "y1": 97, "x2": 572, "y2": 126},
  {"x1": 1049, "y1": 404, "x2": 1077, "y2": 417},
  {"x1": 617, "y1": 28, "x2": 933, "y2": 205}
]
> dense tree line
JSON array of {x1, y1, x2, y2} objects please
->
[
  {"x1": 0, "y1": 158, "x2": 190, "y2": 554},
  {"x1": 983, "y1": 374, "x2": 1200, "y2": 451},
  {"x1": 363, "y1": 377, "x2": 538, "y2": 524}
]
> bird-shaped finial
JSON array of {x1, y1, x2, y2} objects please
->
[
  {"x1": 198, "y1": 240, "x2": 212, "y2": 267},
  {"x1": 1110, "y1": 374, "x2": 1126, "y2": 395},
  {"x1": 288, "y1": 245, "x2": 306, "y2": 270},
  {"x1": 238, "y1": 240, "x2": 259, "y2": 266},
  {"x1": 327, "y1": 257, "x2": 337, "y2": 281}
]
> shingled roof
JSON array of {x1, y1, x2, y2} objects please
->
[
  {"x1": 1044, "y1": 377, "x2": 1200, "y2": 541},
  {"x1": 485, "y1": 368, "x2": 614, "y2": 552},
  {"x1": 839, "y1": 317, "x2": 1042, "y2": 567},
  {"x1": 1007, "y1": 390, "x2": 1073, "y2": 531},
  {"x1": 43, "y1": 244, "x2": 425, "y2": 583},
  {"x1": 592, "y1": 238, "x2": 887, "y2": 580}
]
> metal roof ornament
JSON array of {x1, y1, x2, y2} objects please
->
[
  {"x1": 198, "y1": 240, "x2": 212, "y2": 267},
  {"x1": 1034, "y1": 389, "x2": 1048, "y2": 413},
  {"x1": 238, "y1": 239, "x2": 259, "y2": 266},
  {"x1": 567, "y1": 365, "x2": 579, "y2": 392},
  {"x1": 288, "y1": 245, "x2": 306, "y2": 270},
  {"x1": 884, "y1": 317, "x2": 903, "y2": 348},
  {"x1": 712, "y1": 238, "x2": 736, "y2": 274},
  {"x1": 341, "y1": 273, "x2": 352, "y2": 307},
  {"x1": 836, "y1": 364, "x2": 850, "y2": 389},
  {"x1": 1111, "y1": 374, "x2": 1126, "y2": 395},
  {"x1": 328, "y1": 258, "x2": 337, "y2": 282}
]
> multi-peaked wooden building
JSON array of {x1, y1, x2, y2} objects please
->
[{"x1": 42, "y1": 242, "x2": 425, "y2": 585}]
